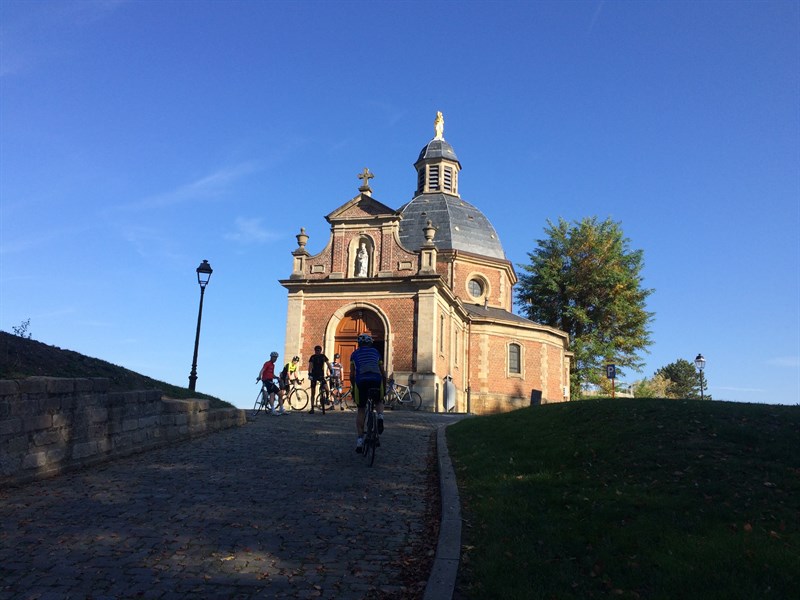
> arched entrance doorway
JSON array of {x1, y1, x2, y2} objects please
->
[{"x1": 335, "y1": 308, "x2": 385, "y2": 382}]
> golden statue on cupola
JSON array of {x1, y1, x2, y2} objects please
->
[{"x1": 434, "y1": 111, "x2": 444, "y2": 140}]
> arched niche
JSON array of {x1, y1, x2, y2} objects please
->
[{"x1": 348, "y1": 235, "x2": 375, "y2": 278}]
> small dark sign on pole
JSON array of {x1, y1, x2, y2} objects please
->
[{"x1": 606, "y1": 364, "x2": 616, "y2": 399}]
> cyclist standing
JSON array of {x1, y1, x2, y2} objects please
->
[
  {"x1": 350, "y1": 334, "x2": 387, "y2": 452},
  {"x1": 256, "y1": 351, "x2": 284, "y2": 415},
  {"x1": 280, "y1": 355, "x2": 302, "y2": 390},
  {"x1": 308, "y1": 345, "x2": 331, "y2": 414},
  {"x1": 330, "y1": 353, "x2": 344, "y2": 410}
]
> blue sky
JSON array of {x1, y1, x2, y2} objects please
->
[{"x1": 1, "y1": 0, "x2": 798, "y2": 408}]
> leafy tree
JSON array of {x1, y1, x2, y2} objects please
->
[
  {"x1": 11, "y1": 318, "x2": 32, "y2": 339},
  {"x1": 516, "y1": 217, "x2": 654, "y2": 397},
  {"x1": 655, "y1": 358, "x2": 710, "y2": 400},
  {"x1": 632, "y1": 373, "x2": 670, "y2": 398}
]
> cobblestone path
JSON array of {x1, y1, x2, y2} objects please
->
[{"x1": 0, "y1": 410, "x2": 463, "y2": 600}]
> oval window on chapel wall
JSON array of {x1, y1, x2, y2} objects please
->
[{"x1": 468, "y1": 278, "x2": 483, "y2": 298}]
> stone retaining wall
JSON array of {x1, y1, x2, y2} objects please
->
[{"x1": 0, "y1": 377, "x2": 246, "y2": 487}]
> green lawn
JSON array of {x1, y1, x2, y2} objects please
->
[{"x1": 447, "y1": 399, "x2": 800, "y2": 599}]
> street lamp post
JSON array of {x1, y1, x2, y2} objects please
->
[
  {"x1": 694, "y1": 353, "x2": 706, "y2": 401},
  {"x1": 188, "y1": 259, "x2": 213, "y2": 392}
]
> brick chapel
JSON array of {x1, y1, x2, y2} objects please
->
[{"x1": 280, "y1": 113, "x2": 571, "y2": 414}]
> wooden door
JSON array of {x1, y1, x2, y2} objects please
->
[{"x1": 335, "y1": 309, "x2": 384, "y2": 383}]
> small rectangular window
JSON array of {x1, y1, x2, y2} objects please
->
[{"x1": 509, "y1": 343, "x2": 521, "y2": 374}]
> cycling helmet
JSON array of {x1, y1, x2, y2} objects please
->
[
  {"x1": 270, "y1": 351, "x2": 279, "y2": 359},
  {"x1": 357, "y1": 333, "x2": 373, "y2": 346},
  {"x1": 334, "y1": 353, "x2": 340, "y2": 359},
  {"x1": 292, "y1": 355, "x2": 300, "y2": 362}
]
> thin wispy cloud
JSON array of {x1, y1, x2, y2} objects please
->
[
  {"x1": 1, "y1": 0, "x2": 127, "y2": 77},
  {"x1": 121, "y1": 226, "x2": 184, "y2": 261},
  {"x1": 224, "y1": 217, "x2": 279, "y2": 245},
  {"x1": 766, "y1": 356, "x2": 800, "y2": 368},
  {"x1": 117, "y1": 161, "x2": 261, "y2": 212},
  {"x1": 0, "y1": 233, "x2": 60, "y2": 256},
  {"x1": 76, "y1": 319, "x2": 115, "y2": 329},
  {"x1": 329, "y1": 138, "x2": 353, "y2": 153},
  {"x1": 589, "y1": 0, "x2": 606, "y2": 34},
  {"x1": 0, "y1": 224, "x2": 94, "y2": 255}
]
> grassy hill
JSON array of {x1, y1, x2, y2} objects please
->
[
  {"x1": 448, "y1": 398, "x2": 800, "y2": 600},
  {"x1": 0, "y1": 331, "x2": 232, "y2": 409}
]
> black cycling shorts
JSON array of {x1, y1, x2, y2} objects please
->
[{"x1": 354, "y1": 380, "x2": 384, "y2": 408}]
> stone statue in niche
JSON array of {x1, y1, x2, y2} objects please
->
[{"x1": 355, "y1": 242, "x2": 368, "y2": 277}]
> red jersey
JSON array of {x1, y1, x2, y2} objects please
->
[{"x1": 260, "y1": 360, "x2": 277, "y2": 381}]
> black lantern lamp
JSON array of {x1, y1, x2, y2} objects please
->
[
  {"x1": 694, "y1": 353, "x2": 706, "y2": 400},
  {"x1": 188, "y1": 260, "x2": 213, "y2": 391}
]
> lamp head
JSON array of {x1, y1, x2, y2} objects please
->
[
  {"x1": 196, "y1": 260, "x2": 213, "y2": 288},
  {"x1": 694, "y1": 353, "x2": 706, "y2": 371}
]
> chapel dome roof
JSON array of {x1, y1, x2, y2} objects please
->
[{"x1": 398, "y1": 193, "x2": 506, "y2": 260}]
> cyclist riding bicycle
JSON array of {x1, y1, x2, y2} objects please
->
[
  {"x1": 350, "y1": 333, "x2": 387, "y2": 453},
  {"x1": 256, "y1": 351, "x2": 285, "y2": 414},
  {"x1": 330, "y1": 353, "x2": 344, "y2": 410}
]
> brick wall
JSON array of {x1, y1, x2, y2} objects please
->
[{"x1": 0, "y1": 377, "x2": 246, "y2": 487}]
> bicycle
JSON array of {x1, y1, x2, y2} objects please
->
[
  {"x1": 384, "y1": 379, "x2": 422, "y2": 411},
  {"x1": 338, "y1": 385, "x2": 357, "y2": 411},
  {"x1": 253, "y1": 379, "x2": 280, "y2": 415},
  {"x1": 253, "y1": 387, "x2": 270, "y2": 415},
  {"x1": 313, "y1": 383, "x2": 333, "y2": 413},
  {"x1": 283, "y1": 379, "x2": 309, "y2": 411},
  {"x1": 362, "y1": 387, "x2": 382, "y2": 467},
  {"x1": 324, "y1": 376, "x2": 347, "y2": 411}
]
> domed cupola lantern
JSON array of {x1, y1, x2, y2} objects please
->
[{"x1": 414, "y1": 111, "x2": 461, "y2": 197}]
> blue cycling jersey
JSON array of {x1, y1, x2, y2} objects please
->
[{"x1": 350, "y1": 347, "x2": 382, "y2": 382}]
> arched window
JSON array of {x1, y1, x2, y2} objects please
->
[{"x1": 509, "y1": 343, "x2": 521, "y2": 375}]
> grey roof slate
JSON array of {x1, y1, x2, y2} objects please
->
[
  {"x1": 416, "y1": 139, "x2": 460, "y2": 166},
  {"x1": 462, "y1": 303, "x2": 536, "y2": 325},
  {"x1": 398, "y1": 193, "x2": 506, "y2": 259}
]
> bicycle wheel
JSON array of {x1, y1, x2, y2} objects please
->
[
  {"x1": 409, "y1": 391, "x2": 422, "y2": 411},
  {"x1": 366, "y1": 433, "x2": 376, "y2": 466},
  {"x1": 364, "y1": 409, "x2": 377, "y2": 466},
  {"x1": 288, "y1": 388, "x2": 308, "y2": 411},
  {"x1": 341, "y1": 387, "x2": 356, "y2": 411},
  {"x1": 317, "y1": 389, "x2": 329, "y2": 412},
  {"x1": 254, "y1": 389, "x2": 265, "y2": 413}
]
